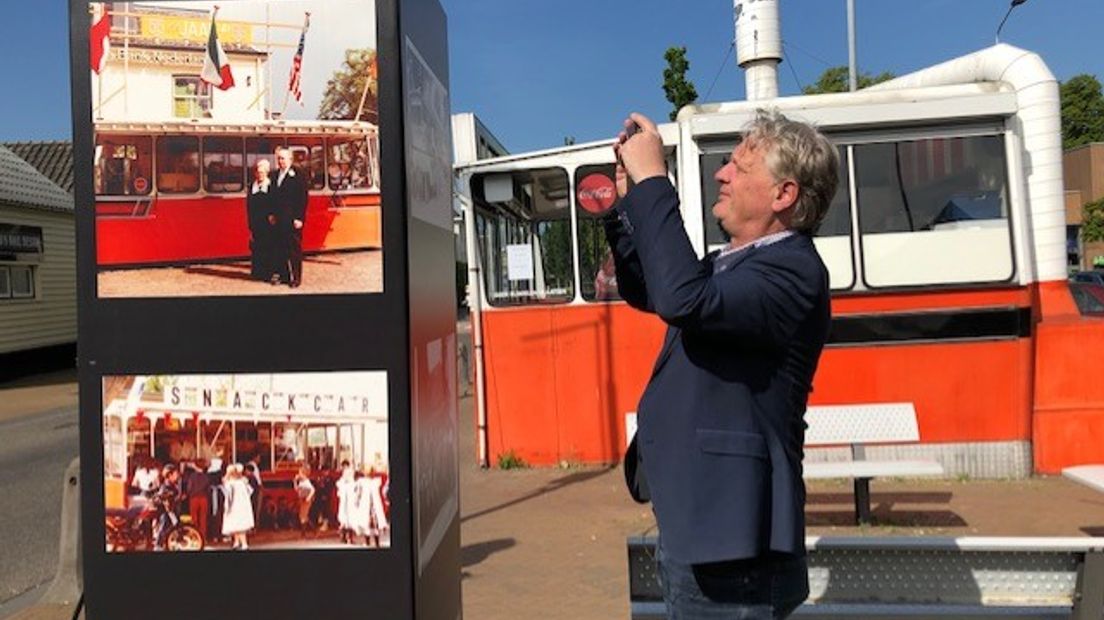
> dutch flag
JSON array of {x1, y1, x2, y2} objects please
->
[{"x1": 200, "y1": 9, "x2": 235, "y2": 91}]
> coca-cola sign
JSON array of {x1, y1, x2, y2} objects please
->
[{"x1": 576, "y1": 173, "x2": 616, "y2": 214}]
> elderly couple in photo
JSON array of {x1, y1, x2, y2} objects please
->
[{"x1": 246, "y1": 146, "x2": 308, "y2": 288}]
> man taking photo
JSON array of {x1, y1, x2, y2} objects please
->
[{"x1": 609, "y1": 109, "x2": 838, "y2": 618}]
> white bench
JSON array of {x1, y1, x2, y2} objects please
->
[
  {"x1": 628, "y1": 535, "x2": 1104, "y2": 619},
  {"x1": 803, "y1": 403, "x2": 944, "y2": 524},
  {"x1": 1063, "y1": 465, "x2": 1104, "y2": 494}
]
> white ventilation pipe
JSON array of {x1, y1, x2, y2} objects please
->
[
  {"x1": 734, "y1": 0, "x2": 782, "y2": 101},
  {"x1": 866, "y1": 44, "x2": 1064, "y2": 284}
]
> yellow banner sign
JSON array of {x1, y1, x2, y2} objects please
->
[{"x1": 139, "y1": 15, "x2": 253, "y2": 46}]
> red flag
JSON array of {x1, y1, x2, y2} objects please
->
[
  {"x1": 200, "y1": 10, "x2": 235, "y2": 90},
  {"x1": 90, "y1": 3, "x2": 110, "y2": 74}
]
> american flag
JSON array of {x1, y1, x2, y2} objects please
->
[{"x1": 288, "y1": 14, "x2": 310, "y2": 105}]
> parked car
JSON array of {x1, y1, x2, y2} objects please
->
[
  {"x1": 1071, "y1": 270, "x2": 1104, "y2": 286},
  {"x1": 1069, "y1": 281, "x2": 1104, "y2": 316}
]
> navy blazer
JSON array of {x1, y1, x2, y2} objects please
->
[{"x1": 606, "y1": 177, "x2": 831, "y2": 565}]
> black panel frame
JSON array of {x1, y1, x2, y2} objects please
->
[{"x1": 70, "y1": 1, "x2": 442, "y2": 618}]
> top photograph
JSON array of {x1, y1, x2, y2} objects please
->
[{"x1": 86, "y1": 0, "x2": 382, "y2": 298}]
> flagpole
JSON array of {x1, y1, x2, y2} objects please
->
[
  {"x1": 265, "y1": 3, "x2": 271, "y2": 120},
  {"x1": 123, "y1": 2, "x2": 130, "y2": 117}
]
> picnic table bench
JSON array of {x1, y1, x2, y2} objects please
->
[
  {"x1": 1063, "y1": 465, "x2": 1104, "y2": 494},
  {"x1": 628, "y1": 535, "x2": 1104, "y2": 619},
  {"x1": 803, "y1": 403, "x2": 944, "y2": 524}
]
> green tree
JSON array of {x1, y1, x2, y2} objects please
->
[
  {"x1": 1060, "y1": 74, "x2": 1104, "y2": 151},
  {"x1": 319, "y1": 48, "x2": 378, "y2": 123},
  {"x1": 801, "y1": 66, "x2": 895, "y2": 95},
  {"x1": 663, "y1": 46, "x2": 698, "y2": 121},
  {"x1": 1083, "y1": 197, "x2": 1104, "y2": 244}
]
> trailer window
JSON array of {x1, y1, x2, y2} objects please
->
[
  {"x1": 288, "y1": 137, "x2": 326, "y2": 190},
  {"x1": 854, "y1": 135, "x2": 1013, "y2": 288},
  {"x1": 94, "y1": 134, "x2": 153, "y2": 196},
  {"x1": 246, "y1": 137, "x2": 285, "y2": 178},
  {"x1": 472, "y1": 168, "x2": 574, "y2": 306},
  {"x1": 701, "y1": 145, "x2": 854, "y2": 290},
  {"x1": 327, "y1": 137, "x2": 373, "y2": 190},
  {"x1": 203, "y1": 137, "x2": 245, "y2": 193},
  {"x1": 574, "y1": 164, "x2": 621, "y2": 302},
  {"x1": 812, "y1": 147, "x2": 855, "y2": 291},
  {"x1": 156, "y1": 136, "x2": 200, "y2": 194}
]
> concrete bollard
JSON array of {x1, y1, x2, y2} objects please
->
[{"x1": 38, "y1": 458, "x2": 81, "y2": 607}]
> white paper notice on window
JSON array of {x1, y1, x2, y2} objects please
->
[{"x1": 506, "y1": 244, "x2": 534, "y2": 281}]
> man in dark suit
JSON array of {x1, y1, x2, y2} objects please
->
[
  {"x1": 270, "y1": 146, "x2": 308, "y2": 288},
  {"x1": 609, "y1": 109, "x2": 837, "y2": 618}
]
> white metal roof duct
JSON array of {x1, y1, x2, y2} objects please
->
[
  {"x1": 867, "y1": 44, "x2": 1064, "y2": 284},
  {"x1": 735, "y1": 0, "x2": 782, "y2": 101}
]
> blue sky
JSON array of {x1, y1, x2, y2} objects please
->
[{"x1": 2, "y1": 0, "x2": 1100, "y2": 153}]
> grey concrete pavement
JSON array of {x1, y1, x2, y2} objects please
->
[{"x1": 0, "y1": 408, "x2": 79, "y2": 609}]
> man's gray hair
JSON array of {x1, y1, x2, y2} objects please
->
[{"x1": 743, "y1": 109, "x2": 839, "y2": 234}]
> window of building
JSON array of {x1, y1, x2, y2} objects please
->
[
  {"x1": 472, "y1": 168, "x2": 574, "y2": 306},
  {"x1": 173, "y1": 75, "x2": 213, "y2": 119},
  {"x1": 854, "y1": 134, "x2": 1013, "y2": 288},
  {"x1": 156, "y1": 136, "x2": 200, "y2": 194},
  {"x1": 287, "y1": 137, "x2": 326, "y2": 190},
  {"x1": 203, "y1": 137, "x2": 245, "y2": 193},
  {"x1": 574, "y1": 164, "x2": 621, "y2": 302},
  {"x1": 0, "y1": 265, "x2": 36, "y2": 299},
  {"x1": 94, "y1": 134, "x2": 153, "y2": 196},
  {"x1": 10, "y1": 265, "x2": 34, "y2": 298},
  {"x1": 327, "y1": 137, "x2": 372, "y2": 190}
]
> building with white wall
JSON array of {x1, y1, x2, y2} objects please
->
[
  {"x1": 92, "y1": 5, "x2": 272, "y2": 123},
  {"x1": 0, "y1": 147, "x2": 75, "y2": 358}
]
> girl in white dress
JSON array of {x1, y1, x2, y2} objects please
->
[
  {"x1": 221, "y1": 464, "x2": 255, "y2": 550},
  {"x1": 335, "y1": 462, "x2": 356, "y2": 544}
]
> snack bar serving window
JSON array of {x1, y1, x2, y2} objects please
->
[
  {"x1": 203, "y1": 137, "x2": 245, "y2": 193},
  {"x1": 94, "y1": 135, "x2": 153, "y2": 196},
  {"x1": 288, "y1": 137, "x2": 327, "y2": 190},
  {"x1": 156, "y1": 136, "x2": 200, "y2": 194},
  {"x1": 574, "y1": 164, "x2": 622, "y2": 302},
  {"x1": 472, "y1": 168, "x2": 574, "y2": 306}
]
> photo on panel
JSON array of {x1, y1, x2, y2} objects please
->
[
  {"x1": 87, "y1": 1, "x2": 381, "y2": 297},
  {"x1": 101, "y1": 371, "x2": 390, "y2": 552}
]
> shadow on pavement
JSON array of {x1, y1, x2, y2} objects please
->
[
  {"x1": 461, "y1": 467, "x2": 616, "y2": 524},
  {"x1": 0, "y1": 368, "x2": 76, "y2": 390},
  {"x1": 182, "y1": 265, "x2": 256, "y2": 282},
  {"x1": 461, "y1": 538, "x2": 516, "y2": 570},
  {"x1": 807, "y1": 491, "x2": 953, "y2": 505}
]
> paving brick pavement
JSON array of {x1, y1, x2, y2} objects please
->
[
  {"x1": 4, "y1": 374, "x2": 1104, "y2": 619},
  {"x1": 455, "y1": 393, "x2": 1104, "y2": 620}
]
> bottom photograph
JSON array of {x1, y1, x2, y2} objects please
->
[{"x1": 101, "y1": 371, "x2": 390, "y2": 553}]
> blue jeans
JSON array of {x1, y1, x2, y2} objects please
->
[{"x1": 656, "y1": 540, "x2": 809, "y2": 619}]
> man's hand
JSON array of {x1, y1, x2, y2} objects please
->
[
  {"x1": 293, "y1": 219, "x2": 303, "y2": 230},
  {"x1": 614, "y1": 162, "x2": 629, "y2": 199},
  {"x1": 614, "y1": 113, "x2": 665, "y2": 185}
]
